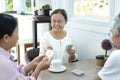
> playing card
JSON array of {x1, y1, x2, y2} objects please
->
[
  {"x1": 45, "y1": 49, "x2": 53, "y2": 59},
  {"x1": 65, "y1": 44, "x2": 73, "y2": 51},
  {"x1": 72, "y1": 69, "x2": 84, "y2": 76}
]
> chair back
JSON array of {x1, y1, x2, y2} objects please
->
[{"x1": 25, "y1": 48, "x2": 40, "y2": 63}]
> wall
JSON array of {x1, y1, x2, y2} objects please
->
[
  {"x1": 18, "y1": 0, "x2": 120, "y2": 60},
  {"x1": 18, "y1": 19, "x2": 49, "y2": 41},
  {"x1": 64, "y1": 20, "x2": 111, "y2": 59},
  {"x1": 51, "y1": 0, "x2": 119, "y2": 60}
]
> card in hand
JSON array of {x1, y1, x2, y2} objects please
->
[
  {"x1": 45, "y1": 49, "x2": 53, "y2": 59},
  {"x1": 65, "y1": 44, "x2": 73, "y2": 51}
]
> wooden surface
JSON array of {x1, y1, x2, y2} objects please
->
[{"x1": 38, "y1": 59, "x2": 100, "y2": 80}]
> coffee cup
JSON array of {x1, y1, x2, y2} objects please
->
[
  {"x1": 96, "y1": 55, "x2": 105, "y2": 69},
  {"x1": 49, "y1": 59, "x2": 63, "y2": 70}
]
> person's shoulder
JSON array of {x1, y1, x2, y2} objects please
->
[
  {"x1": 112, "y1": 50, "x2": 120, "y2": 54},
  {"x1": 110, "y1": 50, "x2": 120, "y2": 58}
]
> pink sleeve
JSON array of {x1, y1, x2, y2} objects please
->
[
  {"x1": 17, "y1": 64, "x2": 36, "y2": 80},
  {"x1": 17, "y1": 74, "x2": 35, "y2": 80}
]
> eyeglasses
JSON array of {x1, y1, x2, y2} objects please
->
[
  {"x1": 108, "y1": 30, "x2": 113, "y2": 38},
  {"x1": 51, "y1": 20, "x2": 65, "y2": 24}
]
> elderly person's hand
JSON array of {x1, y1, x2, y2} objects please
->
[
  {"x1": 36, "y1": 56, "x2": 51, "y2": 70},
  {"x1": 31, "y1": 56, "x2": 51, "y2": 79},
  {"x1": 30, "y1": 54, "x2": 46, "y2": 68}
]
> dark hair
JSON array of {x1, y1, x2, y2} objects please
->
[
  {"x1": 50, "y1": 9, "x2": 68, "y2": 21},
  {"x1": 0, "y1": 13, "x2": 18, "y2": 39}
]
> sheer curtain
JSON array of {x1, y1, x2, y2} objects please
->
[
  {"x1": 0, "y1": 0, "x2": 6, "y2": 12},
  {"x1": 51, "y1": 0, "x2": 73, "y2": 19}
]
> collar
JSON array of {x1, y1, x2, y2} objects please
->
[{"x1": 0, "y1": 47, "x2": 14, "y2": 61}]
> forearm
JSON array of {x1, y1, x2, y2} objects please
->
[
  {"x1": 24, "y1": 62, "x2": 35, "y2": 75},
  {"x1": 94, "y1": 75, "x2": 101, "y2": 80},
  {"x1": 31, "y1": 66, "x2": 42, "y2": 79}
]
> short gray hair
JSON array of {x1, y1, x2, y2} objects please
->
[{"x1": 112, "y1": 13, "x2": 120, "y2": 36}]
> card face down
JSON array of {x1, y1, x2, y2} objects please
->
[{"x1": 72, "y1": 69, "x2": 84, "y2": 76}]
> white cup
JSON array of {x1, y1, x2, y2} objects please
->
[{"x1": 50, "y1": 59, "x2": 63, "y2": 70}]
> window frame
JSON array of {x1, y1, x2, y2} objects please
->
[{"x1": 70, "y1": 0, "x2": 115, "y2": 27}]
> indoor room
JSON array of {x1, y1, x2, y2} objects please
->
[{"x1": 0, "y1": 0, "x2": 120, "y2": 80}]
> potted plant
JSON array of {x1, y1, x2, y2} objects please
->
[
  {"x1": 101, "y1": 39, "x2": 112, "y2": 60},
  {"x1": 41, "y1": 4, "x2": 52, "y2": 16},
  {"x1": 95, "y1": 39, "x2": 112, "y2": 68}
]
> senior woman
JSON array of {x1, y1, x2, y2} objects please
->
[
  {"x1": 94, "y1": 13, "x2": 120, "y2": 80},
  {"x1": 0, "y1": 13, "x2": 50, "y2": 80}
]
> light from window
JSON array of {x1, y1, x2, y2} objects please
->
[
  {"x1": 0, "y1": 0, "x2": 4, "y2": 12},
  {"x1": 25, "y1": 0, "x2": 35, "y2": 12},
  {"x1": 26, "y1": 0, "x2": 31, "y2": 12},
  {"x1": 6, "y1": 0, "x2": 13, "y2": 11},
  {"x1": 74, "y1": 0, "x2": 109, "y2": 18}
]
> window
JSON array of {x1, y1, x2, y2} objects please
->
[
  {"x1": 74, "y1": 0, "x2": 109, "y2": 18},
  {"x1": 25, "y1": 0, "x2": 35, "y2": 12},
  {"x1": 0, "y1": 0, "x2": 34, "y2": 13},
  {"x1": 0, "y1": 0, "x2": 5, "y2": 12},
  {"x1": 6, "y1": 0, "x2": 13, "y2": 11},
  {"x1": 72, "y1": 0, "x2": 115, "y2": 25}
]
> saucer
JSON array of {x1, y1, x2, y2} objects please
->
[{"x1": 48, "y1": 66, "x2": 67, "y2": 72}]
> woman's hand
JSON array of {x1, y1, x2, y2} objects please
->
[
  {"x1": 24, "y1": 54, "x2": 46, "y2": 75},
  {"x1": 30, "y1": 54, "x2": 46, "y2": 68},
  {"x1": 67, "y1": 49, "x2": 76, "y2": 60},
  {"x1": 31, "y1": 56, "x2": 51, "y2": 79},
  {"x1": 36, "y1": 56, "x2": 51, "y2": 70}
]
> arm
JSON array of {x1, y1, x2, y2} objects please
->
[
  {"x1": 66, "y1": 33, "x2": 78, "y2": 62},
  {"x1": 31, "y1": 56, "x2": 50, "y2": 79},
  {"x1": 24, "y1": 55, "x2": 50, "y2": 79},
  {"x1": 94, "y1": 75, "x2": 101, "y2": 80}
]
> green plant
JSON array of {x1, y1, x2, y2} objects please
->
[
  {"x1": 6, "y1": 0, "x2": 13, "y2": 11},
  {"x1": 42, "y1": 4, "x2": 51, "y2": 10},
  {"x1": 101, "y1": 39, "x2": 112, "y2": 57}
]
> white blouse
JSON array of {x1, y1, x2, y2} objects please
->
[{"x1": 39, "y1": 31, "x2": 77, "y2": 63}]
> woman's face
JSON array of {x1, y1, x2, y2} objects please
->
[
  {"x1": 7, "y1": 27, "x2": 19, "y2": 48},
  {"x1": 111, "y1": 29, "x2": 120, "y2": 49},
  {"x1": 51, "y1": 13, "x2": 67, "y2": 32}
]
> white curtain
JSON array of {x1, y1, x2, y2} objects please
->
[
  {"x1": 0, "y1": 0, "x2": 6, "y2": 12},
  {"x1": 51, "y1": 0, "x2": 73, "y2": 19},
  {"x1": 16, "y1": 0, "x2": 25, "y2": 14}
]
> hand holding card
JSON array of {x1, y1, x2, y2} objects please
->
[
  {"x1": 65, "y1": 44, "x2": 73, "y2": 51},
  {"x1": 45, "y1": 49, "x2": 53, "y2": 59}
]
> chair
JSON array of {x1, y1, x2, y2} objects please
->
[
  {"x1": 25, "y1": 48, "x2": 40, "y2": 64},
  {"x1": 24, "y1": 48, "x2": 40, "y2": 75},
  {"x1": 17, "y1": 39, "x2": 39, "y2": 64}
]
